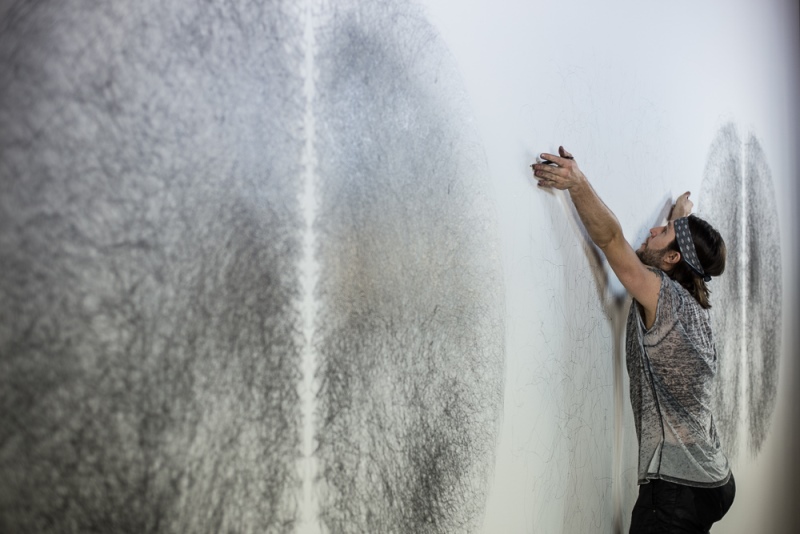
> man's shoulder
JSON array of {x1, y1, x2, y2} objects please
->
[
  {"x1": 663, "y1": 276, "x2": 710, "y2": 325},
  {"x1": 660, "y1": 271, "x2": 690, "y2": 299}
]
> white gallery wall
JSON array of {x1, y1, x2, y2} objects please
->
[
  {"x1": 420, "y1": 0, "x2": 799, "y2": 532},
  {"x1": 1, "y1": 0, "x2": 797, "y2": 533}
]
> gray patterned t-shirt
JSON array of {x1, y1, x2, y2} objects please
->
[{"x1": 626, "y1": 268, "x2": 731, "y2": 487}]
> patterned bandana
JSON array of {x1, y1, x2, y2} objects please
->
[{"x1": 674, "y1": 217, "x2": 711, "y2": 282}]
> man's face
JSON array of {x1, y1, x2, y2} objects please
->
[{"x1": 636, "y1": 221, "x2": 677, "y2": 268}]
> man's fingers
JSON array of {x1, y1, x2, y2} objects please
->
[
  {"x1": 531, "y1": 164, "x2": 555, "y2": 187},
  {"x1": 533, "y1": 165, "x2": 563, "y2": 181},
  {"x1": 531, "y1": 147, "x2": 575, "y2": 190},
  {"x1": 539, "y1": 152, "x2": 571, "y2": 167}
]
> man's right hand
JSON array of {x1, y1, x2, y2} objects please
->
[{"x1": 669, "y1": 191, "x2": 693, "y2": 220}]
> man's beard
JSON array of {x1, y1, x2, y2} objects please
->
[{"x1": 636, "y1": 246, "x2": 669, "y2": 268}]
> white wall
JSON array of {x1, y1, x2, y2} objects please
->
[{"x1": 420, "y1": 0, "x2": 800, "y2": 531}]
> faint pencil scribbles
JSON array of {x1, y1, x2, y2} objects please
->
[{"x1": 529, "y1": 192, "x2": 620, "y2": 533}]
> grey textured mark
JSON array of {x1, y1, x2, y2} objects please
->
[
  {"x1": 0, "y1": 1, "x2": 305, "y2": 532},
  {"x1": 698, "y1": 123, "x2": 782, "y2": 458},
  {"x1": 743, "y1": 135, "x2": 782, "y2": 454},
  {"x1": 312, "y1": 1, "x2": 505, "y2": 532},
  {"x1": 698, "y1": 124, "x2": 744, "y2": 458}
]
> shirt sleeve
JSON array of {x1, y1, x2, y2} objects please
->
[{"x1": 642, "y1": 268, "x2": 680, "y2": 347}]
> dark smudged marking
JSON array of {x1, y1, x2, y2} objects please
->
[
  {"x1": 0, "y1": 1, "x2": 304, "y2": 532},
  {"x1": 699, "y1": 124, "x2": 744, "y2": 458},
  {"x1": 744, "y1": 136, "x2": 782, "y2": 454},
  {"x1": 313, "y1": 1, "x2": 505, "y2": 533},
  {"x1": 699, "y1": 124, "x2": 782, "y2": 458}
]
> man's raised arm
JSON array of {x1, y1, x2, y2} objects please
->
[{"x1": 532, "y1": 146, "x2": 661, "y2": 321}]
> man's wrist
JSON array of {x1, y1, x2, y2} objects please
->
[
  {"x1": 669, "y1": 209, "x2": 690, "y2": 221},
  {"x1": 567, "y1": 176, "x2": 590, "y2": 196}
]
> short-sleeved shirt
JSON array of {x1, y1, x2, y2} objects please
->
[{"x1": 626, "y1": 268, "x2": 731, "y2": 487}]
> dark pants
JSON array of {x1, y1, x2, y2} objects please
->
[{"x1": 629, "y1": 475, "x2": 736, "y2": 533}]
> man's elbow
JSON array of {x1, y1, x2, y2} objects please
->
[{"x1": 597, "y1": 229, "x2": 625, "y2": 251}]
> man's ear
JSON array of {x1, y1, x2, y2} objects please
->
[{"x1": 664, "y1": 250, "x2": 681, "y2": 267}]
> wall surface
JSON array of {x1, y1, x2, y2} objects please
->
[
  {"x1": 1, "y1": 0, "x2": 798, "y2": 533},
  {"x1": 419, "y1": 0, "x2": 799, "y2": 532}
]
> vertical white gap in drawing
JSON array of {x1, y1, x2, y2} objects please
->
[
  {"x1": 739, "y1": 144, "x2": 748, "y2": 436},
  {"x1": 297, "y1": 1, "x2": 322, "y2": 531}
]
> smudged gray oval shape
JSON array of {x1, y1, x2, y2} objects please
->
[
  {"x1": 698, "y1": 123, "x2": 782, "y2": 458},
  {"x1": 743, "y1": 135, "x2": 781, "y2": 454},
  {"x1": 313, "y1": 1, "x2": 505, "y2": 532},
  {"x1": 0, "y1": 1, "x2": 305, "y2": 532}
]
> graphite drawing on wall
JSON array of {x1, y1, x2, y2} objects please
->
[
  {"x1": 698, "y1": 123, "x2": 783, "y2": 459},
  {"x1": 1, "y1": 1, "x2": 308, "y2": 531},
  {"x1": 0, "y1": 0, "x2": 505, "y2": 532},
  {"x1": 312, "y1": 1, "x2": 505, "y2": 533}
]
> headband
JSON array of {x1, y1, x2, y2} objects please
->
[{"x1": 674, "y1": 217, "x2": 711, "y2": 282}]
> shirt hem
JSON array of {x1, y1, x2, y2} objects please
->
[{"x1": 638, "y1": 469, "x2": 731, "y2": 488}]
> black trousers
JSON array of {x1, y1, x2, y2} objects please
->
[{"x1": 629, "y1": 475, "x2": 736, "y2": 533}]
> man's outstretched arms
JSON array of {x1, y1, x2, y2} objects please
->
[{"x1": 532, "y1": 146, "x2": 661, "y2": 324}]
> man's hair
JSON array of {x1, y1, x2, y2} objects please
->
[{"x1": 665, "y1": 215, "x2": 726, "y2": 309}]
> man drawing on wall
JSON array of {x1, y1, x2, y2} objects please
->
[{"x1": 532, "y1": 147, "x2": 736, "y2": 533}]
